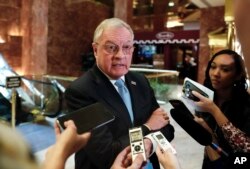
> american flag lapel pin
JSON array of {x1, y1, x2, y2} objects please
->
[{"x1": 131, "y1": 81, "x2": 136, "y2": 85}]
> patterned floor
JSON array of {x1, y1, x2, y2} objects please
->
[{"x1": 17, "y1": 118, "x2": 56, "y2": 153}]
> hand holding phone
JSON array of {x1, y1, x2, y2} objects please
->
[
  {"x1": 57, "y1": 102, "x2": 115, "y2": 134},
  {"x1": 183, "y1": 80, "x2": 208, "y2": 101}
]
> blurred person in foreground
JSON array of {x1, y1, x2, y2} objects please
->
[
  {"x1": 0, "y1": 122, "x2": 37, "y2": 169},
  {"x1": 0, "y1": 121, "x2": 145, "y2": 169}
]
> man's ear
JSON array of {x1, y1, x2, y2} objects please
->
[{"x1": 92, "y1": 43, "x2": 98, "y2": 56}]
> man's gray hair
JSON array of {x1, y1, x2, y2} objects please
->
[{"x1": 93, "y1": 18, "x2": 134, "y2": 42}]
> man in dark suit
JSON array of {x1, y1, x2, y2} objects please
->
[{"x1": 65, "y1": 18, "x2": 175, "y2": 169}]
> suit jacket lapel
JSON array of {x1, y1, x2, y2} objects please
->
[{"x1": 92, "y1": 66, "x2": 132, "y2": 127}]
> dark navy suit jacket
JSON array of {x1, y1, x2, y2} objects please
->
[{"x1": 65, "y1": 65, "x2": 175, "y2": 169}]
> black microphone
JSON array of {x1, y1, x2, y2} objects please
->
[{"x1": 170, "y1": 106, "x2": 229, "y2": 157}]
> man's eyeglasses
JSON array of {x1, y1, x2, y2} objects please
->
[{"x1": 95, "y1": 42, "x2": 134, "y2": 55}]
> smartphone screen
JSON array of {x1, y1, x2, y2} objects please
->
[{"x1": 57, "y1": 102, "x2": 115, "y2": 134}]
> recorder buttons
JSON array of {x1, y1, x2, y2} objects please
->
[{"x1": 134, "y1": 144, "x2": 142, "y2": 152}]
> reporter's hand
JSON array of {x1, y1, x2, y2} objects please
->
[
  {"x1": 145, "y1": 107, "x2": 170, "y2": 130},
  {"x1": 192, "y1": 91, "x2": 229, "y2": 126},
  {"x1": 194, "y1": 117, "x2": 221, "y2": 161},
  {"x1": 193, "y1": 116, "x2": 213, "y2": 134},
  {"x1": 55, "y1": 120, "x2": 91, "y2": 157},
  {"x1": 44, "y1": 120, "x2": 91, "y2": 169},
  {"x1": 46, "y1": 120, "x2": 91, "y2": 160},
  {"x1": 155, "y1": 146, "x2": 181, "y2": 169},
  {"x1": 191, "y1": 91, "x2": 220, "y2": 115},
  {"x1": 111, "y1": 146, "x2": 144, "y2": 169}
]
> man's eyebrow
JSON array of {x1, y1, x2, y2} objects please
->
[
  {"x1": 104, "y1": 40, "x2": 133, "y2": 45},
  {"x1": 104, "y1": 41, "x2": 116, "y2": 44}
]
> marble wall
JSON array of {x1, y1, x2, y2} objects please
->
[
  {"x1": 0, "y1": 0, "x2": 22, "y2": 71},
  {"x1": 1, "y1": 1, "x2": 228, "y2": 82},
  {"x1": 197, "y1": 7, "x2": 226, "y2": 83},
  {"x1": 21, "y1": 0, "x2": 48, "y2": 75},
  {"x1": 47, "y1": 0, "x2": 112, "y2": 76},
  {"x1": 0, "y1": 0, "x2": 112, "y2": 76}
]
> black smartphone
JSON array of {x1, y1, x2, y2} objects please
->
[
  {"x1": 169, "y1": 99, "x2": 194, "y2": 120},
  {"x1": 182, "y1": 80, "x2": 209, "y2": 101},
  {"x1": 57, "y1": 102, "x2": 115, "y2": 134}
]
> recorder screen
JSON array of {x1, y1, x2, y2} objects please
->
[
  {"x1": 156, "y1": 134, "x2": 164, "y2": 140},
  {"x1": 130, "y1": 131, "x2": 142, "y2": 142}
]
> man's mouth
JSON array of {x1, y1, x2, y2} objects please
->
[{"x1": 112, "y1": 63, "x2": 125, "y2": 67}]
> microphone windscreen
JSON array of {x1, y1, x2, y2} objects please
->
[{"x1": 170, "y1": 108, "x2": 212, "y2": 146}]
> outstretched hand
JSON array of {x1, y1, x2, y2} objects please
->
[
  {"x1": 111, "y1": 146, "x2": 145, "y2": 169},
  {"x1": 54, "y1": 120, "x2": 91, "y2": 158},
  {"x1": 155, "y1": 146, "x2": 181, "y2": 169},
  {"x1": 43, "y1": 120, "x2": 91, "y2": 169}
]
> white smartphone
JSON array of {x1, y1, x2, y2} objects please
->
[
  {"x1": 129, "y1": 127, "x2": 147, "y2": 161},
  {"x1": 153, "y1": 131, "x2": 176, "y2": 154}
]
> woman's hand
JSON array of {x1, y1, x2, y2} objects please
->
[
  {"x1": 193, "y1": 116, "x2": 213, "y2": 134},
  {"x1": 191, "y1": 91, "x2": 220, "y2": 116},
  {"x1": 192, "y1": 91, "x2": 229, "y2": 126}
]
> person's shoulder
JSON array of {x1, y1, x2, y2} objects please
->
[
  {"x1": 68, "y1": 69, "x2": 95, "y2": 88},
  {"x1": 72, "y1": 72, "x2": 89, "y2": 83},
  {"x1": 127, "y1": 71, "x2": 147, "y2": 80}
]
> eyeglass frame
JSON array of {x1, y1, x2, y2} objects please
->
[{"x1": 94, "y1": 41, "x2": 134, "y2": 55}]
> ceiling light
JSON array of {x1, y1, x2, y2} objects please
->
[
  {"x1": 166, "y1": 15, "x2": 184, "y2": 28},
  {"x1": 0, "y1": 35, "x2": 6, "y2": 44},
  {"x1": 168, "y1": 1, "x2": 175, "y2": 7},
  {"x1": 0, "y1": 39, "x2": 6, "y2": 43},
  {"x1": 166, "y1": 20, "x2": 184, "y2": 28}
]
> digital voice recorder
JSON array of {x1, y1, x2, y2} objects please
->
[
  {"x1": 129, "y1": 127, "x2": 147, "y2": 161},
  {"x1": 153, "y1": 131, "x2": 176, "y2": 154}
]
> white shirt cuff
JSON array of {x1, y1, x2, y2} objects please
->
[{"x1": 144, "y1": 133, "x2": 157, "y2": 156}]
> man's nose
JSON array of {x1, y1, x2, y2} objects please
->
[{"x1": 114, "y1": 47, "x2": 125, "y2": 58}]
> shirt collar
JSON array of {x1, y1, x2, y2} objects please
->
[{"x1": 97, "y1": 65, "x2": 125, "y2": 84}]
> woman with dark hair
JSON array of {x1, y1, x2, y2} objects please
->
[{"x1": 192, "y1": 49, "x2": 250, "y2": 169}]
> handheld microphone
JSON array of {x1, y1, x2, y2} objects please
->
[{"x1": 170, "y1": 105, "x2": 229, "y2": 157}]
